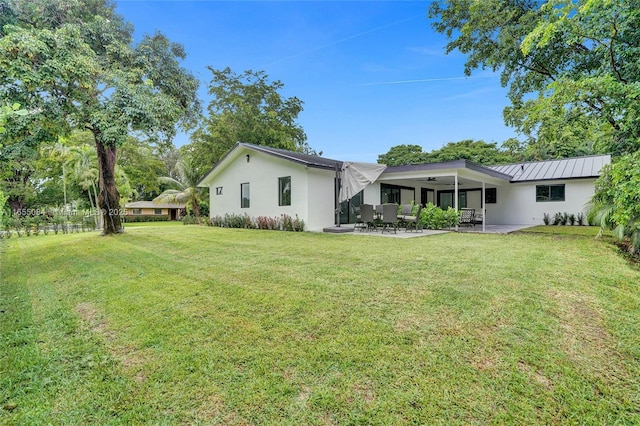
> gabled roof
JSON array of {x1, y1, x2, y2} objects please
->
[
  {"x1": 383, "y1": 159, "x2": 513, "y2": 181},
  {"x1": 488, "y1": 155, "x2": 610, "y2": 182},
  {"x1": 241, "y1": 143, "x2": 343, "y2": 169},
  {"x1": 125, "y1": 201, "x2": 186, "y2": 209},
  {"x1": 197, "y1": 142, "x2": 610, "y2": 187},
  {"x1": 197, "y1": 142, "x2": 342, "y2": 187}
]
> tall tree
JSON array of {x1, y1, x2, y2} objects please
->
[
  {"x1": 429, "y1": 0, "x2": 639, "y2": 156},
  {"x1": 117, "y1": 136, "x2": 168, "y2": 200},
  {"x1": 423, "y1": 140, "x2": 516, "y2": 165},
  {"x1": 377, "y1": 140, "x2": 517, "y2": 166},
  {"x1": 377, "y1": 144, "x2": 428, "y2": 165},
  {"x1": 188, "y1": 67, "x2": 311, "y2": 177},
  {"x1": 0, "y1": 0, "x2": 200, "y2": 234}
]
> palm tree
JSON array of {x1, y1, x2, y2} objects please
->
[
  {"x1": 43, "y1": 138, "x2": 72, "y2": 211},
  {"x1": 155, "y1": 157, "x2": 203, "y2": 223},
  {"x1": 66, "y1": 144, "x2": 101, "y2": 227}
]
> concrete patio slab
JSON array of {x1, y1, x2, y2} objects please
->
[{"x1": 322, "y1": 224, "x2": 532, "y2": 236}]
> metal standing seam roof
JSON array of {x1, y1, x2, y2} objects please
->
[
  {"x1": 488, "y1": 155, "x2": 610, "y2": 182},
  {"x1": 197, "y1": 143, "x2": 610, "y2": 187}
]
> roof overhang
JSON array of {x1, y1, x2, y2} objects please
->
[
  {"x1": 380, "y1": 160, "x2": 513, "y2": 186},
  {"x1": 197, "y1": 142, "x2": 342, "y2": 187}
]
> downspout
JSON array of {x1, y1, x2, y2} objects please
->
[{"x1": 482, "y1": 181, "x2": 486, "y2": 233}]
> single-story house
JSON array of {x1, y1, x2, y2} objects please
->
[
  {"x1": 197, "y1": 142, "x2": 611, "y2": 232},
  {"x1": 123, "y1": 201, "x2": 186, "y2": 221}
]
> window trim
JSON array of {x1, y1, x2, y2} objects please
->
[
  {"x1": 132, "y1": 208, "x2": 142, "y2": 215},
  {"x1": 485, "y1": 188, "x2": 497, "y2": 204},
  {"x1": 278, "y1": 176, "x2": 291, "y2": 206},
  {"x1": 536, "y1": 184, "x2": 565, "y2": 202},
  {"x1": 240, "y1": 182, "x2": 250, "y2": 208},
  {"x1": 154, "y1": 208, "x2": 163, "y2": 215}
]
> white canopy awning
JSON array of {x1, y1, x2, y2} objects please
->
[{"x1": 338, "y1": 161, "x2": 387, "y2": 203}]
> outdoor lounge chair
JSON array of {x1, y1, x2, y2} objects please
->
[
  {"x1": 381, "y1": 203, "x2": 399, "y2": 233},
  {"x1": 460, "y1": 208, "x2": 475, "y2": 227},
  {"x1": 404, "y1": 204, "x2": 423, "y2": 232}
]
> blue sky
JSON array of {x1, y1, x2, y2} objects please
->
[{"x1": 116, "y1": 1, "x2": 517, "y2": 162}]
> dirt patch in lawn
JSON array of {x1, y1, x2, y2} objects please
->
[{"x1": 546, "y1": 290, "x2": 628, "y2": 384}]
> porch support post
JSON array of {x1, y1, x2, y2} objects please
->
[
  {"x1": 335, "y1": 163, "x2": 341, "y2": 227},
  {"x1": 482, "y1": 181, "x2": 486, "y2": 233},
  {"x1": 454, "y1": 173, "x2": 459, "y2": 231}
]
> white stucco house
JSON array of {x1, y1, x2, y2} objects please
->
[{"x1": 197, "y1": 142, "x2": 610, "y2": 232}]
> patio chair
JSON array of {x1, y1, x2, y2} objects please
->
[
  {"x1": 460, "y1": 208, "x2": 475, "y2": 227},
  {"x1": 381, "y1": 203, "x2": 399, "y2": 233},
  {"x1": 404, "y1": 204, "x2": 423, "y2": 232},
  {"x1": 354, "y1": 207, "x2": 365, "y2": 231},
  {"x1": 359, "y1": 204, "x2": 376, "y2": 232},
  {"x1": 474, "y1": 210, "x2": 483, "y2": 225},
  {"x1": 398, "y1": 204, "x2": 413, "y2": 228},
  {"x1": 401, "y1": 204, "x2": 413, "y2": 216}
]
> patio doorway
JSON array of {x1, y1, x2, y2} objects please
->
[
  {"x1": 438, "y1": 191, "x2": 466, "y2": 209},
  {"x1": 339, "y1": 191, "x2": 363, "y2": 224}
]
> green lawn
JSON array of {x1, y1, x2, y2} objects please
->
[
  {"x1": 2, "y1": 227, "x2": 639, "y2": 424},
  {"x1": 123, "y1": 221, "x2": 184, "y2": 228},
  {"x1": 518, "y1": 225, "x2": 612, "y2": 237}
]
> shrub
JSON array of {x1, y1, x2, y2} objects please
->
[
  {"x1": 568, "y1": 213, "x2": 576, "y2": 226},
  {"x1": 543, "y1": 213, "x2": 551, "y2": 225},
  {"x1": 589, "y1": 152, "x2": 640, "y2": 256},
  {"x1": 210, "y1": 213, "x2": 304, "y2": 232},
  {"x1": 182, "y1": 215, "x2": 199, "y2": 225},
  {"x1": 553, "y1": 212, "x2": 563, "y2": 225},
  {"x1": 256, "y1": 216, "x2": 278, "y2": 230},
  {"x1": 419, "y1": 203, "x2": 460, "y2": 230},
  {"x1": 12, "y1": 215, "x2": 23, "y2": 237},
  {"x1": 52, "y1": 215, "x2": 65, "y2": 234},
  {"x1": 126, "y1": 215, "x2": 171, "y2": 223},
  {"x1": 576, "y1": 212, "x2": 585, "y2": 226}
]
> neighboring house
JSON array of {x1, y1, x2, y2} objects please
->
[
  {"x1": 197, "y1": 142, "x2": 610, "y2": 232},
  {"x1": 123, "y1": 201, "x2": 186, "y2": 221}
]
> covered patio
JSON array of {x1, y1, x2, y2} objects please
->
[{"x1": 360, "y1": 160, "x2": 515, "y2": 233}]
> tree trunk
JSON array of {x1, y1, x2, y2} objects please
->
[
  {"x1": 95, "y1": 138, "x2": 122, "y2": 235},
  {"x1": 91, "y1": 182, "x2": 101, "y2": 229},
  {"x1": 193, "y1": 197, "x2": 201, "y2": 224}
]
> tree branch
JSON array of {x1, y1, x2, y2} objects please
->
[
  {"x1": 519, "y1": 60, "x2": 556, "y2": 82},
  {"x1": 609, "y1": 20, "x2": 627, "y2": 83}
]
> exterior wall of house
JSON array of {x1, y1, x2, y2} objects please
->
[
  {"x1": 363, "y1": 182, "x2": 381, "y2": 205},
  {"x1": 124, "y1": 208, "x2": 169, "y2": 216},
  {"x1": 207, "y1": 148, "x2": 338, "y2": 231},
  {"x1": 306, "y1": 168, "x2": 337, "y2": 231},
  {"x1": 486, "y1": 178, "x2": 596, "y2": 225}
]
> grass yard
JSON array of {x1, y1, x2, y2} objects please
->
[
  {"x1": 1, "y1": 226, "x2": 639, "y2": 424},
  {"x1": 518, "y1": 225, "x2": 612, "y2": 238}
]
